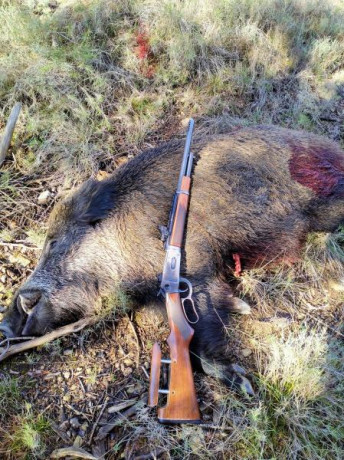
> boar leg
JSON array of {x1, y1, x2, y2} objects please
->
[{"x1": 189, "y1": 277, "x2": 254, "y2": 395}]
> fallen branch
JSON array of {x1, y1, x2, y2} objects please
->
[
  {"x1": 96, "y1": 396, "x2": 147, "y2": 441},
  {"x1": 50, "y1": 421, "x2": 71, "y2": 444},
  {"x1": 0, "y1": 316, "x2": 98, "y2": 362},
  {"x1": 87, "y1": 394, "x2": 108, "y2": 446},
  {"x1": 127, "y1": 313, "x2": 140, "y2": 367},
  {"x1": 0, "y1": 240, "x2": 41, "y2": 250},
  {"x1": 50, "y1": 446, "x2": 98, "y2": 460},
  {"x1": 0, "y1": 102, "x2": 22, "y2": 167}
]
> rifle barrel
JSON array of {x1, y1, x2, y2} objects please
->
[
  {"x1": 186, "y1": 153, "x2": 194, "y2": 178},
  {"x1": 177, "y1": 119, "x2": 194, "y2": 191}
]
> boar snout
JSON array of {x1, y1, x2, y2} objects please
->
[
  {"x1": 0, "y1": 321, "x2": 15, "y2": 339},
  {"x1": 17, "y1": 290, "x2": 42, "y2": 315},
  {"x1": 15, "y1": 287, "x2": 54, "y2": 336}
]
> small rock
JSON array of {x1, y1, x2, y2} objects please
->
[
  {"x1": 37, "y1": 190, "x2": 51, "y2": 205},
  {"x1": 122, "y1": 367, "x2": 133, "y2": 377},
  {"x1": 63, "y1": 371, "x2": 71, "y2": 380},
  {"x1": 63, "y1": 349, "x2": 73, "y2": 356},
  {"x1": 70, "y1": 417, "x2": 81, "y2": 429},
  {"x1": 79, "y1": 422, "x2": 88, "y2": 437},
  {"x1": 241, "y1": 348, "x2": 252, "y2": 357},
  {"x1": 127, "y1": 384, "x2": 143, "y2": 395}
]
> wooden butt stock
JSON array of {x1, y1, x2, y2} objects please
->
[{"x1": 157, "y1": 292, "x2": 201, "y2": 424}]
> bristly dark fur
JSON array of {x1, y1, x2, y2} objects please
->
[{"x1": 2, "y1": 125, "x2": 344, "y2": 388}]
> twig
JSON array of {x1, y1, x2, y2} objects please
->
[
  {"x1": 50, "y1": 446, "x2": 98, "y2": 460},
  {"x1": 0, "y1": 316, "x2": 98, "y2": 362},
  {"x1": 88, "y1": 394, "x2": 108, "y2": 446},
  {"x1": 127, "y1": 314, "x2": 140, "y2": 367},
  {"x1": 50, "y1": 421, "x2": 71, "y2": 444},
  {"x1": 0, "y1": 240, "x2": 41, "y2": 250},
  {"x1": 107, "y1": 398, "x2": 137, "y2": 414},
  {"x1": 199, "y1": 423, "x2": 233, "y2": 431},
  {"x1": 0, "y1": 336, "x2": 35, "y2": 347},
  {"x1": 134, "y1": 448, "x2": 166, "y2": 460},
  {"x1": 0, "y1": 102, "x2": 22, "y2": 167},
  {"x1": 96, "y1": 396, "x2": 147, "y2": 441},
  {"x1": 141, "y1": 365, "x2": 150, "y2": 380},
  {"x1": 78, "y1": 376, "x2": 86, "y2": 394},
  {"x1": 64, "y1": 403, "x2": 92, "y2": 420}
]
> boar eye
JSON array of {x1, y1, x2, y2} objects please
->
[
  {"x1": 90, "y1": 219, "x2": 102, "y2": 228},
  {"x1": 49, "y1": 240, "x2": 57, "y2": 249}
]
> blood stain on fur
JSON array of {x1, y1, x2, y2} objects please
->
[{"x1": 288, "y1": 142, "x2": 344, "y2": 196}]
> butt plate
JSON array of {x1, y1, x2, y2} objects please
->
[{"x1": 158, "y1": 417, "x2": 202, "y2": 425}]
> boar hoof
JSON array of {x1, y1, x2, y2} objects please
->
[
  {"x1": 230, "y1": 297, "x2": 251, "y2": 315},
  {"x1": 231, "y1": 373, "x2": 255, "y2": 396},
  {"x1": 229, "y1": 363, "x2": 247, "y2": 375}
]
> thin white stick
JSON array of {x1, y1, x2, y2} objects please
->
[{"x1": 0, "y1": 102, "x2": 22, "y2": 167}]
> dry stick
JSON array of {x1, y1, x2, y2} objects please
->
[
  {"x1": 50, "y1": 446, "x2": 98, "y2": 460},
  {"x1": 96, "y1": 396, "x2": 147, "y2": 441},
  {"x1": 0, "y1": 102, "x2": 22, "y2": 167},
  {"x1": 0, "y1": 316, "x2": 98, "y2": 362},
  {"x1": 50, "y1": 421, "x2": 71, "y2": 444},
  {"x1": 127, "y1": 314, "x2": 140, "y2": 367},
  {"x1": 88, "y1": 394, "x2": 109, "y2": 446},
  {"x1": 0, "y1": 240, "x2": 41, "y2": 250},
  {"x1": 134, "y1": 448, "x2": 166, "y2": 460}
]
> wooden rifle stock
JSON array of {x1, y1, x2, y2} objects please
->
[{"x1": 148, "y1": 292, "x2": 201, "y2": 423}]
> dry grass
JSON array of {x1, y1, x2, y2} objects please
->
[{"x1": 1, "y1": 0, "x2": 344, "y2": 458}]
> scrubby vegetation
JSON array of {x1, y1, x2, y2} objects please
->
[{"x1": 0, "y1": 0, "x2": 344, "y2": 458}]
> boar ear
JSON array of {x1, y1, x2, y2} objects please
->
[{"x1": 75, "y1": 178, "x2": 116, "y2": 224}]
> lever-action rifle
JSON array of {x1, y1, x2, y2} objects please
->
[{"x1": 148, "y1": 119, "x2": 201, "y2": 424}]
